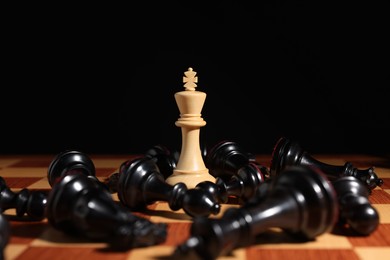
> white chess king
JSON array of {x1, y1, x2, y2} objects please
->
[{"x1": 165, "y1": 67, "x2": 215, "y2": 188}]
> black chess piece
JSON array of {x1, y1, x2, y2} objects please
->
[
  {"x1": 245, "y1": 171, "x2": 380, "y2": 236},
  {"x1": 47, "y1": 150, "x2": 96, "y2": 187},
  {"x1": 117, "y1": 157, "x2": 221, "y2": 218},
  {"x1": 332, "y1": 176, "x2": 379, "y2": 235},
  {"x1": 174, "y1": 165, "x2": 338, "y2": 260},
  {"x1": 270, "y1": 137, "x2": 383, "y2": 191},
  {"x1": 47, "y1": 150, "x2": 114, "y2": 197},
  {"x1": 195, "y1": 162, "x2": 269, "y2": 204},
  {"x1": 205, "y1": 140, "x2": 257, "y2": 181},
  {"x1": 104, "y1": 145, "x2": 178, "y2": 193},
  {"x1": 45, "y1": 173, "x2": 167, "y2": 250},
  {"x1": 144, "y1": 144, "x2": 177, "y2": 179},
  {"x1": 0, "y1": 213, "x2": 10, "y2": 260},
  {"x1": 0, "y1": 176, "x2": 47, "y2": 220}
]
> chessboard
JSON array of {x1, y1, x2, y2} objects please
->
[{"x1": 1, "y1": 153, "x2": 389, "y2": 260}]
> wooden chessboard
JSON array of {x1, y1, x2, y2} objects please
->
[{"x1": 1, "y1": 154, "x2": 389, "y2": 260}]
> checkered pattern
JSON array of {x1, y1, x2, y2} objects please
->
[{"x1": 1, "y1": 154, "x2": 389, "y2": 260}]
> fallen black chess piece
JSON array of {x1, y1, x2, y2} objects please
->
[
  {"x1": 270, "y1": 137, "x2": 383, "y2": 191},
  {"x1": 245, "y1": 170, "x2": 380, "y2": 237},
  {"x1": 174, "y1": 165, "x2": 338, "y2": 259},
  {"x1": 144, "y1": 144, "x2": 177, "y2": 179},
  {"x1": 205, "y1": 140, "x2": 257, "y2": 181},
  {"x1": 0, "y1": 150, "x2": 110, "y2": 221},
  {"x1": 116, "y1": 157, "x2": 221, "y2": 218},
  {"x1": 332, "y1": 176, "x2": 379, "y2": 235},
  {"x1": 188, "y1": 140, "x2": 268, "y2": 204},
  {"x1": 45, "y1": 173, "x2": 167, "y2": 250},
  {"x1": 196, "y1": 161, "x2": 268, "y2": 204},
  {"x1": 104, "y1": 144, "x2": 178, "y2": 193},
  {"x1": 47, "y1": 150, "x2": 97, "y2": 187},
  {"x1": 0, "y1": 176, "x2": 47, "y2": 220}
]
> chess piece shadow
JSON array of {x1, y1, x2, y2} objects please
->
[
  {"x1": 0, "y1": 212, "x2": 10, "y2": 260},
  {"x1": 45, "y1": 173, "x2": 167, "y2": 250},
  {"x1": 0, "y1": 176, "x2": 47, "y2": 221},
  {"x1": 270, "y1": 137, "x2": 383, "y2": 191},
  {"x1": 174, "y1": 165, "x2": 338, "y2": 259},
  {"x1": 116, "y1": 157, "x2": 221, "y2": 218}
]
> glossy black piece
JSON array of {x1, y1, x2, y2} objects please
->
[
  {"x1": 105, "y1": 145, "x2": 178, "y2": 193},
  {"x1": 144, "y1": 144, "x2": 177, "y2": 179},
  {"x1": 45, "y1": 173, "x2": 167, "y2": 250},
  {"x1": 247, "y1": 171, "x2": 380, "y2": 236},
  {"x1": 205, "y1": 140, "x2": 256, "y2": 181},
  {"x1": 174, "y1": 165, "x2": 338, "y2": 259},
  {"x1": 196, "y1": 162, "x2": 268, "y2": 204},
  {"x1": 117, "y1": 157, "x2": 221, "y2": 218},
  {"x1": 332, "y1": 176, "x2": 379, "y2": 235},
  {"x1": 270, "y1": 137, "x2": 383, "y2": 191},
  {"x1": 47, "y1": 150, "x2": 96, "y2": 187},
  {"x1": 0, "y1": 213, "x2": 10, "y2": 260},
  {"x1": 0, "y1": 176, "x2": 47, "y2": 220}
]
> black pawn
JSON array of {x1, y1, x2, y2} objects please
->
[
  {"x1": 174, "y1": 165, "x2": 338, "y2": 260},
  {"x1": 196, "y1": 162, "x2": 268, "y2": 204},
  {"x1": 0, "y1": 176, "x2": 47, "y2": 220},
  {"x1": 117, "y1": 157, "x2": 221, "y2": 218},
  {"x1": 105, "y1": 145, "x2": 178, "y2": 193},
  {"x1": 47, "y1": 150, "x2": 96, "y2": 187},
  {"x1": 0, "y1": 213, "x2": 10, "y2": 260},
  {"x1": 270, "y1": 137, "x2": 383, "y2": 191},
  {"x1": 144, "y1": 144, "x2": 177, "y2": 179},
  {"x1": 205, "y1": 140, "x2": 256, "y2": 181},
  {"x1": 332, "y1": 176, "x2": 379, "y2": 235},
  {"x1": 45, "y1": 173, "x2": 167, "y2": 250}
]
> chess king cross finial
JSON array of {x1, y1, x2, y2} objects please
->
[{"x1": 183, "y1": 67, "x2": 198, "y2": 91}]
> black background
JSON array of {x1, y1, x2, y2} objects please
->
[{"x1": 2, "y1": 1, "x2": 390, "y2": 157}]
